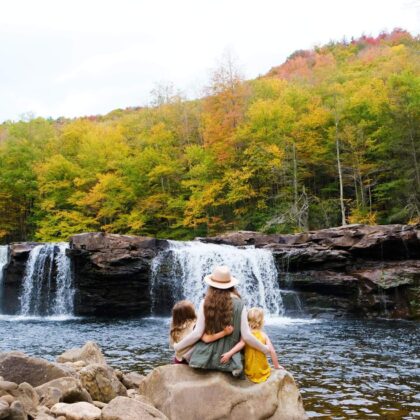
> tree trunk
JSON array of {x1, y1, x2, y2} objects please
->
[
  {"x1": 409, "y1": 123, "x2": 420, "y2": 191},
  {"x1": 292, "y1": 141, "x2": 298, "y2": 208},
  {"x1": 335, "y1": 121, "x2": 346, "y2": 225}
]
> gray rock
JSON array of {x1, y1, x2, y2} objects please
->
[
  {"x1": 9, "y1": 382, "x2": 39, "y2": 417},
  {"x1": 121, "y1": 372, "x2": 145, "y2": 389},
  {"x1": 138, "y1": 365, "x2": 307, "y2": 420},
  {"x1": 8, "y1": 401, "x2": 27, "y2": 420},
  {"x1": 50, "y1": 402, "x2": 101, "y2": 420},
  {"x1": 39, "y1": 387, "x2": 62, "y2": 408},
  {"x1": 36, "y1": 377, "x2": 92, "y2": 404},
  {"x1": 79, "y1": 364, "x2": 127, "y2": 403},
  {"x1": 57, "y1": 341, "x2": 106, "y2": 366},
  {"x1": 101, "y1": 396, "x2": 167, "y2": 420},
  {"x1": 0, "y1": 352, "x2": 75, "y2": 387},
  {"x1": 0, "y1": 380, "x2": 18, "y2": 393},
  {"x1": 0, "y1": 400, "x2": 10, "y2": 420}
]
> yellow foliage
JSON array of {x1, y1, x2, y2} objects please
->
[{"x1": 348, "y1": 209, "x2": 378, "y2": 225}]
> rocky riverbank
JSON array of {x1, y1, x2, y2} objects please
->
[
  {"x1": 0, "y1": 342, "x2": 307, "y2": 420},
  {"x1": 1, "y1": 224, "x2": 419, "y2": 319}
]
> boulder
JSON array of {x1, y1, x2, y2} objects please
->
[
  {"x1": 57, "y1": 342, "x2": 106, "y2": 366},
  {"x1": 0, "y1": 380, "x2": 18, "y2": 394},
  {"x1": 79, "y1": 364, "x2": 127, "y2": 403},
  {"x1": 34, "y1": 406, "x2": 56, "y2": 420},
  {"x1": 36, "y1": 377, "x2": 92, "y2": 404},
  {"x1": 38, "y1": 387, "x2": 62, "y2": 408},
  {"x1": 8, "y1": 401, "x2": 27, "y2": 420},
  {"x1": 101, "y1": 396, "x2": 167, "y2": 420},
  {"x1": 126, "y1": 390, "x2": 153, "y2": 406},
  {"x1": 0, "y1": 352, "x2": 75, "y2": 387},
  {"x1": 91, "y1": 401, "x2": 106, "y2": 409},
  {"x1": 50, "y1": 402, "x2": 101, "y2": 420},
  {"x1": 8, "y1": 382, "x2": 39, "y2": 418},
  {"x1": 0, "y1": 395, "x2": 15, "y2": 405},
  {"x1": 0, "y1": 400, "x2": 9, "y2": 419},
  {"x1": 121, "y1": 372, "x2": 145, "y2": 389},
  {"x1": 138, "y1": 365, "x2": 307, "y2": 420}
]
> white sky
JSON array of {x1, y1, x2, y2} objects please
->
[{"x1": 0, "y1": 0, "x2": 419, "y2": 122}]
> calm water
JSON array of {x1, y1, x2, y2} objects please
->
[{"x1": 0, "y1": 316, "x2": 419, "y2": 419}]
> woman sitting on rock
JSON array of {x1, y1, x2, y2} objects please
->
[{"x1": 173, "y1": 266, "x2": 270, "y2": 375}]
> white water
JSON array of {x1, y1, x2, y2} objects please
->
[
  {"x1": 19, "y1": 243, "x2": 75, "y2": 316},
  {"x1": 0, "y1": 245, "x2": 9, "y2": 313},
  {"x1": 151, "y1": 241, "x2": 284, "y2": 315}
]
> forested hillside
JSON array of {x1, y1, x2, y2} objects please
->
[{"x1": 0, "y1": 29, "x2": 419, "y2": 242}]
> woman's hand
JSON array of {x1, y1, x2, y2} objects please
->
[{"x1": 223, "y1": 325, "x2": 234, "y2": 336}]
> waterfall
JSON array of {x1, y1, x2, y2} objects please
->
[
  {"x1": 0, "y1": 245, "x2": 9, "y2": 313},
  {"x1": 19, "y1": 243, "x2": 75, "y2": 317},
  {"x1": 151, "y1": 241, "x2": 283, "y2": 315}
]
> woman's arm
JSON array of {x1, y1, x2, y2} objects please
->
[
  {"x1": 202, "y1": 325, "x2": 234, "y2": 343},
  {"x1": 263, "y1": 332, "x2": 282, "y2": 369},
  {"x1": 220, "y1": 339, "x2": 245, "y2": 364},
  {"x1": 173, "y1": 301, "x2": 205, "y2": 352},
  {"x1": 240, "y1": 307, "x2": 270, "y2": 354}
]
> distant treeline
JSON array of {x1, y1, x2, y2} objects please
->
[{"x1": 0, "y1": 29, "x2": 419, "y2": 242}]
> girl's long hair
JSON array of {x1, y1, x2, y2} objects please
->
[
  {"x1": 204, "y1": 286, "x2": 241, "y2": 334},
  {"x1": 170, "y1": 300, "x2": 197, "y2": 343}
]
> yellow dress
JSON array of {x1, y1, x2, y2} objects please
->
[{"x1": 244, "y1": 330, "x2": 271, "y2": 383}]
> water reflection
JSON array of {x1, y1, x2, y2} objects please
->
[{"x1": 0, "y1": 317, "x2": 418, "y2": 419}]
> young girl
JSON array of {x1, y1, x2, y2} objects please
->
[
  {"x1": 220, "y1": 307, "x2": 282, "y2": 383},
  {"x1": 170, "y1": 300, "x2": 233, "y2": 364}
]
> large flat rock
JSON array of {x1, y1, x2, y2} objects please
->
[
  {"x1": 0, "y1": 352, "x2": 75, "y2": 387},
  {"x1": 138, "y1": 365, "x2": 307, "y2": 420}
]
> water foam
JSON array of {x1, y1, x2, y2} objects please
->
[{"x1": 151, "y1": 240, "x2": 283, "y2": 315}]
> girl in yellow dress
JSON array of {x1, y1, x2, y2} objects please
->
[{"x1": 220, "y1": 307, "x2": 283, "y2": 383}]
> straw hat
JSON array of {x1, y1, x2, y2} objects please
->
[{"x1": 204, "y1": 266, "x2": 239, "y2": 289}]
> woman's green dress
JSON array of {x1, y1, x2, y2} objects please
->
[{"x1": 189, "y1": 297, "x2": 244, "y2": 372}]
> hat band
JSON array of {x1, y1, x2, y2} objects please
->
[{"x1": 210, "y1": 276, "x2": 231, "y2": 284}]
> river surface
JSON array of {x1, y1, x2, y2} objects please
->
[{"x1": 0, "y1": 316, "x2": 419, "y2": 419}]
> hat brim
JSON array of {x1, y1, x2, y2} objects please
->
[{"x1": 204, "y1": 274, "x2": 239, "y2": 289}]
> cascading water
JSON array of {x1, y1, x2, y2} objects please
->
[
  {"x1": 19, "y1": 243, "x2": 75, "y2": 317},
  {"x1": 0, "y1": 245, "x2": 9, "y2": 313},
  {"x1": 277, "y1": 251, "x2": 304, "y2": 315},
  {"x1": 151, "y1": 241, "x2": 283, "y2": 315}
]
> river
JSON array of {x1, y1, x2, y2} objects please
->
[{"x1": 0, "y1": 315, "x2": 418, "y2": 419}]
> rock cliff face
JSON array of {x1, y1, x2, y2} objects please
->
[
  {"x1": 68, "y1": 233, "x2": 168, "y2": 316},
  {"x1": 1, "y1": 242, "x2": 40, "y2": 314},
  {"x1": 202, "y1": 224, "x2": 420, "y2": 319},
  {"x1": 2, "y1": 225, "x2": 419, "y2": 319}
]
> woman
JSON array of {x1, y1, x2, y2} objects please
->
[{"x1": 173, "y1": 266, "x2": 270, "y2": 374}]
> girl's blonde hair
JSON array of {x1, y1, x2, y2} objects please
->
[
  {"x1": 170, "y1": 300, "x2": 197, "y2": 343},
  {"x1": 247, "y1": 307, "x2": 264, "y2": 330}
]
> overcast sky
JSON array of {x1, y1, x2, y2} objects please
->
[{"x1": 1, "y1": 0, "x2": 419, "y2": 122}]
